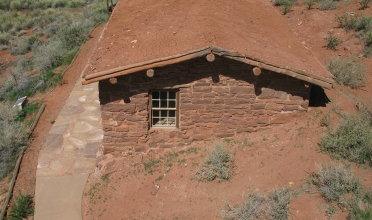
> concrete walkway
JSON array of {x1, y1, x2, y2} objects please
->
[{"x1": 34, "y1": 79, "x2": 103, "y2": 220}]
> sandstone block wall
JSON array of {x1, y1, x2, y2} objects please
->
[{"x1": 99, "y1": 56, "x2": 311, "y2": 152}]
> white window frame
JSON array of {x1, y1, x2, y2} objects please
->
[{"x1": 149, "y1": 90, "x2": 179, "y2": 128}]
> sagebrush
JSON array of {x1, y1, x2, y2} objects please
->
[
  {"x1": 327, "y1": 56, "x2": 366, "y2": 89},
  {"x1": 321, "y1": 110, "x2": 372, "y2": 166},
  {"x1": 0, "y1": 103, "x2": 28, "y2": 180},
  {"x1": 195, "y1": 142, "x2": 234, "y2": 182},
  {"x1": 222, "y1": 187, "x2": 295, "y2": 220}
]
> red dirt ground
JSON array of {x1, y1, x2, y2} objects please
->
[{"x1": 1, "y1": 0, "x2": 372, "y2": 219}]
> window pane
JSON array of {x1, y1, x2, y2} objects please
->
[
  {"x1": 169, "y1": 101, "x2": 176, "y2": 108},
  {"x1": 169, "y1": 110, "x2": 176, "y2": 117},
  {"x1": 152, "y1": 118, "x2": 160, "y2": 126},
  {"x1": 161, "y1": 110, "x2": 167, "y2": 117},
  {"x1": 153, "y1": 110, "x2": 159, "y2": 117},
  {"x1": 161, "y1": 100, "x2": 167, "y2": 108},
  {"x1": 160, "y1": 92, "x2": 167, "y2": 99},
  {"x1": 160, "y1": 118, "x2": 166, "y2": 125},
  {"x1": 168, "y1": 118, "x2": 175, "y2": 125},
  {"x1": 152, "y1": 100, "x2": 159, "y2": 108},
  {"x1": 169, "y1": 92, "x2": 176, "y2": 99},
  {"x1": 152, "y1": 91, "x2": 159, "y2": 99}
]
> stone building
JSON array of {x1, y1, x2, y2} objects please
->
[{"x1": 82, "y1": 0, "x2": 334, "y2": 152}]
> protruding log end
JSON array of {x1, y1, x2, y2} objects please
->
[
  {"x1": 206, "y1": 53, "x2": 215, "y2": 62},
  {"x1": 253, "y1": 67, "x2": 261, "y2": 76},
  {"x1": 147, "y1": 69, "x2": 154, "y2": 77},
  {"x1": 109, "y1": 78, "x2": 117, "y2": 84}
]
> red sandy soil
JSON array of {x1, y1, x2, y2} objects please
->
[{"x1": 1, "y1": 0, "x2": 372, "y2": 219}]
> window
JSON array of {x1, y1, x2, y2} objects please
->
[{"x1": 150, "y1": 91, "x2": 179, "y2": 128}]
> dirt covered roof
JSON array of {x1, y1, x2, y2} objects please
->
[{"x1": 83, "y1": 0, "x2": 334, "y2": 87}]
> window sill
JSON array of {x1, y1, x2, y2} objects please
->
[{"x1": 149, "y1": 127, "x2": 180, "y2": 131}]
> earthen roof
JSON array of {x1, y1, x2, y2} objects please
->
[{"x1": 83, "y1": 0, "x2": 334, "y2": 88}]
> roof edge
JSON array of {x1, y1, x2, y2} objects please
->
[{"x1": 82, "y1": 46, "x2": 334, "y2": 88}]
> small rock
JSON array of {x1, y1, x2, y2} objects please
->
[
  {"x1": 344, "y1": 45, "x2": 351, "y2": 51},
  {"x1": 130, "y1": 40, "x2": 137, "y2": 44},
  {"x1": 151, "y1": 185, "x2": 159, "y2": 195},
  {"x1": 328, "y1": 29, "x2": 334, "y2": 34}
]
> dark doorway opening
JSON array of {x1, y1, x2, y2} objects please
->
[{"x1": 309, "y1": 85, "x2": 330, "y2": 107}]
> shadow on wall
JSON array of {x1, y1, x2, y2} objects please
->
[
  {"x1": 99, "y1": 56, "x2": 311, "y2": 105},
  {"x1": 309, "y1": 85, "x2": 330, "y2": 107}
]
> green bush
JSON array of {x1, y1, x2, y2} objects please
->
[
  {"x1": 359, "y1": 0, "x2": 372, "y2": 9},
  {"x1": 311, "y1": 163, "x2": 361, "y2": 203},
  {"x1": 321, "y1": 112, "x2": 372, "y2": 166},
  {"x1": 0, "y1": 103, "x2": 28, "y2": 180},
  {"x1": 325, "y1": 34, "x2": 340, "y2": 50},
  {"x1": 282, "y1": 2, "x2": 293, "y2": 15},
  {"x1": 59, "y1": 24, "x2": 89, "y2": 50},
  {"x1": 268, "y1": 187, "x2": 295, "y2": 220},
  {"x1": 0, "y1": 32, "x2": 11, "y2": 45},
  {"x1": 306, "y1": 0, "x2": 315, "y2": 10},
  {"x1": 271, "y1": 0, "x2": 297, "y2": 6},
  {"x1": 222, "y1": 193, "x2": 267, "y2": 220},
  {"x1": 10, "y1": 36, "x2": 32, "y2": 55},
  {"x1": 222, "y1": 187, "x2": 295, "y2": 220},
  {"x1": 318, "y1": 0, "x2": 337, "y2": 10},
  {"x1": 0, "y1": 0, "x2": 11, "y2": 10},
  {"x1": 327, "y1": 56, "x2": 366, "y2": 89},
  {"x1": 32, "y1": 40, "x2": 68, "y2": 72},
  {"x1": 195, "y1": 142, "x2": 234, "y2": 182},
  {"x1": 8, "y1": 192, "x2": 34, "y2": 220}
]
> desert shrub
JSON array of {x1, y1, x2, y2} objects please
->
[
  {"x1": 359, "y1": 0, "x2": 372, "y2": 9},
  {"x1": 327, "y1": 56, "x2": 366, "y2": 89},
  {"x1": 306, "y1": 0, "x2": 315, "y2": 9},
  {"x1": 1, "y1": 20, "x2": 13, "y2": 32},
  {"x1": 10, "y1": 36, "x2": 32, "y2": 55},
  {"x1": 195, "y1": 142, "x2": 234, "y2": 182},
  {"x1": 222, "y1": 187, "x2": 295, "y2": 220},
  {"x1": 321, "y1": 112, "x2": 372, "y2": 166},
  {"x1": 68, "y1": 0, "x2": 86, "y2": 8},
  {"x1": 53, "y1": 0, "x2": 69, "y2": 8},
  {"x1": 311, "y1": 163, "x2": 361, "y2": 203},
  {"x1": 325, "y1": 34, "x2": 340, "y2": 50},
  {"x1": 271, "y1": 0, "x2": 297, "y2": 6},
  {"x1": 282, "y1": 2, "x2": 293, "y2": 15},
  {"x1": 0, "y1": 32, "x2": 11, "y2": 45},
  {"x1": 0, "y1": 0, "x2": 11, "y2": 10},
  {"x1": 349, "y1": 191, "x2": 372, "y2": 220},
  {"x1": 318, "y1": 0, "x2": 337, "y2": 10},
  {"x1": 365, "y1": 31, "x2": 372, "y2": 47},
  {"x1": 32, "y1": 40, "x2": 68, "y2": 72},
  {"x1": 222, "y1": 193, "x2": 267, "y2": 220},
  {"x1": 7, "y1": 192, "x2": 34, "y2": 220},
  {"x1": 59, "y1": 23, "x2": 89, "y2": 50},
  {"x1": 15, "y1": 56, "x2": 33, "y2": 73},
  {"x1": 0, "y1": 103, "x2": 28, "y2": 180},
  {"x1": 268, "y1": 187, "x2": 295, "y2": 220}
]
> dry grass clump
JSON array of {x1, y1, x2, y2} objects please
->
[
  {"x1": 327, "y1": 56, "x2": 366, "y2": 89},
  {"x1": 0, "y1": 103, "x2": 28, "y2": 180},
  {"x1": 311, "y1": 163, "x2": 372, "y2": 219},
  {"x1": 312, "y1": 163, "x2": 361, "y2": 203},
  {"x1": 222, "y1": 187, "x2": 296, "y2": 220},
  {"x1": 318, "y1": 0, "x2": 338, "y2": 10},
  {"x1": 8, "y1": 192, "x2": 34, "y2": 220},
  {"x1": 195, "y1": 142, "x2": 234, "y2": 182},
  {"x1": 321, "y1": 109, "x2": 372, "y2": 166}
]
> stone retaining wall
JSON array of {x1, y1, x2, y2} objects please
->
[{"x1": 99, "y1": 56, "x2": 311, "y2": 152}]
